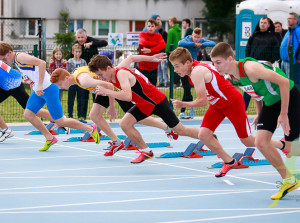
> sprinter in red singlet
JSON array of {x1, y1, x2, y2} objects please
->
[
  {"x1": 88, "y1": 53, "x2": 200, "y2": 164},
  {"x1": 168, "y1": 47, "x2": 285, "y2": 177}
]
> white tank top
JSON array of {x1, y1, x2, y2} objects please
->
[{"x1": 14, "y1": 52, "x2": 52, "y2": 91}]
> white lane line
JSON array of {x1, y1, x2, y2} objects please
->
[
  {"x1": 0, "y1": 154, "x2": 99, "y2": 161},
  {"x1": 0, "y1": 189, "x2": 278, "y2": 195},
  {"x1": 160, "y1": 209, "x2": 300, "y2": 223},
  {"x1": 0, "y1": 171, "x2": 279, "y2": 179},
  {"x1": 0, "y1": 190, "x2": 270, "y2": 212},
  {"x1": 0, "y1": 175, "x2": 209, "y2": 191},
  {"x1": 11, "y1": 136, "x2": 279, "y2": 187},
  {"x1": 0, "y1": 208, "x2": 300, "y2": 214},
  {"x1": 223, "y1": 180, "x2": 235, "y2": 185},
  {"x1": 0, "y1": 159, "x2": 220, "y2": 175},
  {"x1": 0, "y1": 174, "x2": 206, "y2": 179}
]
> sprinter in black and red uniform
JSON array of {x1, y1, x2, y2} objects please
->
[{"x1": 88, "y1": 53, "x2": 200, "y2": 163}]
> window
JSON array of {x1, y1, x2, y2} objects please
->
[
  {"x1": 59, "y1": 19, "x2": 83, "y2": 33},
  {"x1": 68, "y1": 20, "x2": 83, "y2": 32},
  {"x1": 92, "y1": 20, "x2": 116, "y2": 37},
  {"x1": 129, "y1": 21, "x2": 145, "y2": 32},
  {"x1": 20, "y1": 19, "x2": 38, "y2": 37}
]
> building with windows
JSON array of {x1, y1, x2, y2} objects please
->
[{"x1": 1, "y1": 0, "x2": 205, "y2": 45}]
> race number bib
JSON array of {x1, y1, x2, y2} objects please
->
[{"x1": 239, "y1": 85, "x2": 264, "y2": 101}]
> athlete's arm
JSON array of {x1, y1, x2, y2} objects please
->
[
  {"x1": 244, "y1": 61, "x2": 290, "y2": 135},
  {"x1": 252, "y1": 100, "x2": 263, "y2": 130},
  {"x1": 187, "y1": 66, "x2": 209, "y2": 107},
  {"x1": 171, "y1": 66, "x2": 208, "y2": 108},
  {"x1": 118, "y1": 53, "x2": 167, "y2": 68},
  {"x1": 95, "y1": 70, "x2": 132, "y2": 101},
  {"x1": 16, "y1": 53, "x2": 46, "y2": 96},
  {"x1": 77, "y1": 72, "x2": 114, "y2": 89}
]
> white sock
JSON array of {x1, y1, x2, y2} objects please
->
[
  {"x1": 165, "y1": 126, "x2": 171, "y2": 134},
  {"x1": 140, "y1": 147, "x2": 151, "y2": 153},
  {"x1": 113, "y1": 139, "x2": 121, "y2": 146},
  {"x1": 284, "y1": 176, "x2": 296, "y2": 184}
]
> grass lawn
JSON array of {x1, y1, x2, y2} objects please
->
[{"x1": 0, "y1": 84, "x2": 257, "y2": 123}]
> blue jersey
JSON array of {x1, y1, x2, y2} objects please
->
[{"x1": 0, "y1": 61, "x2": 22, "y2": 91}]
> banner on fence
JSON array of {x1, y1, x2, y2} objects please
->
[
  {"x1": 108, "y1": 33, "x2": 123, "y2": 46},
  {"x1": 126, "y1": 32, "x2": 139, "y2": 45}
]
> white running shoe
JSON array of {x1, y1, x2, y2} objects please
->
[{"x1": 0, "y1": 129, "x2": 14, "y2": 142}]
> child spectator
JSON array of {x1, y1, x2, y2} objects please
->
[
  {"x1": 66, "y1": 44, "x2": 88, "y2": 120},
  {"x1": 48, "y1": 47, "x2": 67, "y2": 100}
]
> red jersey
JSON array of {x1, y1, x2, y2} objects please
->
[
  {"x1": 138, "y1": 32, "x2": 166, "y2": 71},
  {"x1": 188, "y1": 60, "x2": 241, "y2": 109},
  {"x1": 112, "y1": 67, "x2": 166, "y2": 116}
]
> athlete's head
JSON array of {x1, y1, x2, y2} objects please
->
[
  {"x1": 146, "y1": 18, "x2": 158, "y2": 35},
  {"x1": 0, "y1": 42, "x2": 14, "y2": 65},
  {"x1": 210, "y1": 42, "x2": 235, "y2": 75},
  {"x1": 169, "y1": 47, "x2": 193, "y2": 77},
  {"x1": 192, "y1": 28, "x2": 202, "y2": 43},
  {"x1": 88, "y1": 55, "x2": 113, "y2": 81},
  {"x1": 50, "y1": 68, "x2": 72, "y2": 89}
]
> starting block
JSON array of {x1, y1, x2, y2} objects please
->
[
  {"x1": 26, "y1": 123, "x2": 85, "y2": 135},
  {"x1": 123, "y1": 137, "x2": 171, "y2": 150},
  {"x1": 65, "y1": 129, "x2": 127, "y2": 142},
  {"x1": 208, "y1": 148, "x2": 270, "y2": 169},
  {"x1": 157, "y1": 141, "x2": 216, "y2": 158}
]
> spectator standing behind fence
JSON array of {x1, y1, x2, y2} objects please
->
[
  {"x1": 138, "y1": 18, "x2": 166, "y2": 86},
  {"x1": 166, "y1": 17, "x2": 182, "y2": 88},
  {"x1": 71, "y1": 28, "x2": 108, "y2": 123},
  {"x1": 48, "y1": 47, "x2": 66, "y2": 101},
  {"x1": 142, "y1": 14, "x2": 169, "y2": 87},
  {"x1": 275, "y1": 21, "x2": 287, "y2": 41},
  {"x1": 244, "y1": 17, "x2": 281, "y2": 111},
  {"x1": 280, "y1": 12, "x2": 300, "y2": 89},
  {"x1": 154, "y1": 15, "x2": 169, "y2": 87},
  {"x1": 182, "y1": 18, "x2": 193, "y2": 38},
  {"x1": 66, "y1": 43, "x2": 87, "y2": 119},
  {"x1": 178, "y1": 28, "x2": 216, "y2": 119}
]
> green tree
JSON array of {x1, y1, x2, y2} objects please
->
[
  {"x1": 202, "y1": 0, "x2": 243, "y2": 42},
  {"x1": 53, "y1": 11, "x2": 75, "y2": 59}
]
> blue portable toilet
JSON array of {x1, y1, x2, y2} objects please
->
[{"x1": 235, "y1": 0, "x2": 291, "y2": 60}]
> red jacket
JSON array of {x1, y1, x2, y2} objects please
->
[{"x1": 138, "y1": 32, "x2": 166, "y2": 71}]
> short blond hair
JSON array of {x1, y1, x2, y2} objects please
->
[
  {"x1": 169, "y1": 47, "x2": 193, "y2": 64},
  {"x1": 193, "y1": 27, "x2": 202, "y2": 35},
  {"x1": 169, "y1": 17, "x2": 178, "y2": 24},
  {"x1": 72, "y1": 43, "x2": 82, "y2": 52}
]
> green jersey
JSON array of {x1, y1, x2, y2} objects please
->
[{"x1": 231, "y1": 57, "x2": 294, "y2": 106}]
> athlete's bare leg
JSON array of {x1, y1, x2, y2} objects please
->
[
  {"x1": 55, "y1": 117, "x2": 93, "y2": 133},
  {"x1": 198, "y1": 127, "x2": 233, "y2": 163},
  {"x1": 172, "y1": 122, "x2": 199, "y2": 139},
  {"x1": 89, "y1": 103, "x2": 119, "y2": 141},
  {"x1": 255, "y1": 130, "x2": 292, "y2": 179},
  {"x1": 240, "y1": 135, "x2": 284, "y2": 150},
  {"x1": 119, "y1": 113, "x2": 148, "y2": 149},
  {"x1": 0, "y1": 115, "x2": 8, "y2": 130},
  {"x1": 24, "y1": 109, "x2": 54, "y2": 141},
  {"x1": 138, "y1": 117, "x2": 167, "y2": 131},
  {"x1": 36, "y1": 108, "x2": 54, "y2": 122},
  {"x1": 24, "y1": 109, "x2": 94, "y2": 141}
]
